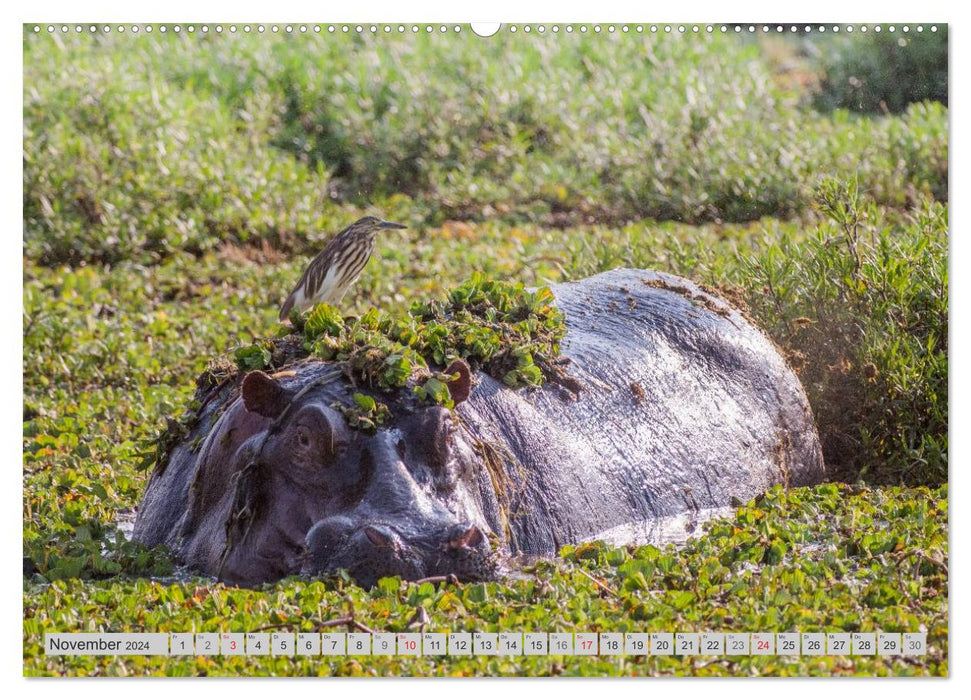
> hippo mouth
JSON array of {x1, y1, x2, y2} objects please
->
[{"x1": 302, "y1": 516, "x2": 500, "y2": 588}]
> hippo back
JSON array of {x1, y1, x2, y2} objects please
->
[{"x1": 457, "y1": 268, "x2": 823, "y2": 553}]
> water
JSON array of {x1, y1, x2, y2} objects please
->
[
  {"x1": 582, "y1": 506, "x2": 735, "y2": 548},
  {"x1": 115, "y1": 510, "x2": 136, "y2": 540}
]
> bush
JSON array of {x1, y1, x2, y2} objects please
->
[
  {"x1": 740, "y1": 180, "x2": 947, "y2": 486},
  {"x1": 23, "y1": 30, "x2": 949, "y2": 264},
  {"x1": 23, "y1": 39, "x2": 341, "y2": 264},
  {"x1": 811, "y1": 29, "x2": 948, "y2": 113}
]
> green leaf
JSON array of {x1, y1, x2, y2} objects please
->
[
  {"x1": 233, "y1": 343, "x2": 271, "y2": 371},
  {"x1": 304, "y1": 303, "x2": 345, "y2": 339},
  {"x1": 352, "y1": 393, "x2": 377, "y2": 412}
]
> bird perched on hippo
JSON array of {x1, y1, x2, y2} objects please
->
[
  {"x1": 278, "y1": 216, "x2": 407, "y2": 322},
  {"x1": 133, "y1": 268, "x2": 824, "y2": 587}
]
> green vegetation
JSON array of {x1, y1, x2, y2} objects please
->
[
  {"x1": 741, "y1": 181, "x2": 947, "y2": 485},
  {"x1": 23, "y1": 27, "x2": 947, "y2": 676},
  {"x1": 24, "y1": 484, "x2": 947, "y2": 676},
  {"x1": 809, "y1": 28, "x2": 948, "y2": 114},
  {"x1": 296, "y1": 275, "x2": 565, "y2": 392},
  {"x1": 251, "y1": 275, "x2": 566, "y2": 388},
  {"x1": 24, "y1": 29, "x2": 947, "y2": 264},
  {"x1": 226, "y1": 276, "x2": 568, "y2": 429}
]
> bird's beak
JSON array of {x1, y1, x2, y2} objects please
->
[{"x1": 378, "y1": 220, "x2": 407, "y2": 230}]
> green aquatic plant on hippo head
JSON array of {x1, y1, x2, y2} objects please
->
[{"x1": 229, "y1": 274, "x2": 570, "y2": 422}]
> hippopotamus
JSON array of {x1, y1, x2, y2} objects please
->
[{"x1": 133, "y1": 268, "x2": 824, "y2": 587}]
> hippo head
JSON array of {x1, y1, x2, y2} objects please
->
[{"x1": 181, "y1": 360, "x2": 499, "y2": 588}]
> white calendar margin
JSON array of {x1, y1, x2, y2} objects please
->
[{"x1": 7, "y1": 0, "x2": 962, "y2": 696}]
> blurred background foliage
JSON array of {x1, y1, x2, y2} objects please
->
[
  {"x1": 24, "y1": 28, "x2": 947, "y2": 263},
  {"x1": 809, "y1": 27, "x2": 947, "y2": 113}
]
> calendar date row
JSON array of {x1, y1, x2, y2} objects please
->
[{"x1": 46, "y1": 631, "x2": 926, "y2": 657}]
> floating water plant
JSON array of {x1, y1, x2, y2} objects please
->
[{"x1": 233, "y1": 274, "x2": 570, "y2": 406}]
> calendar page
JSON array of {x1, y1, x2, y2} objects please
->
[{"x1": 21, "y1": 6, "x2": 949, "y2": 679}]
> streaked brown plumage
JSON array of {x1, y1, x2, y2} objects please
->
[{"x1": 279, "y1": 216, "x2": 407, "y2": 322}]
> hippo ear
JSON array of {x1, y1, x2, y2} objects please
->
[
  {"x1": 241, "y1": 371, "x2": 291, "y2": 419},
  {"x1": 444, "y1": 359, "x2": 472, "y2": 405}
]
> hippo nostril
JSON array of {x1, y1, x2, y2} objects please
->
[
  {"x1": 448, "y1": 524, "x2": 484, "y2": 550},
  {"x1": 364, "y1": 525, "x2": 394, "y2": 548},
  {"x1": 306, "y1": 516, "x2": 355, "y2": 555}
]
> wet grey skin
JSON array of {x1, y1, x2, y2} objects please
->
[{"x1": 133, "y1": 269, "x2": 824, "y2": 587}]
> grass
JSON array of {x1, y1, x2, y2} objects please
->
[
  {"x1": 22, "y1": 27, "x2": 948, "y2": 676},
  {"x1": 738, "y1": 181, "x2": 948, "y2": 485}
]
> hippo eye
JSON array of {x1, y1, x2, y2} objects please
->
[{"x1": 288, "y1": 405, "x2": 348, "y2": 469}]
